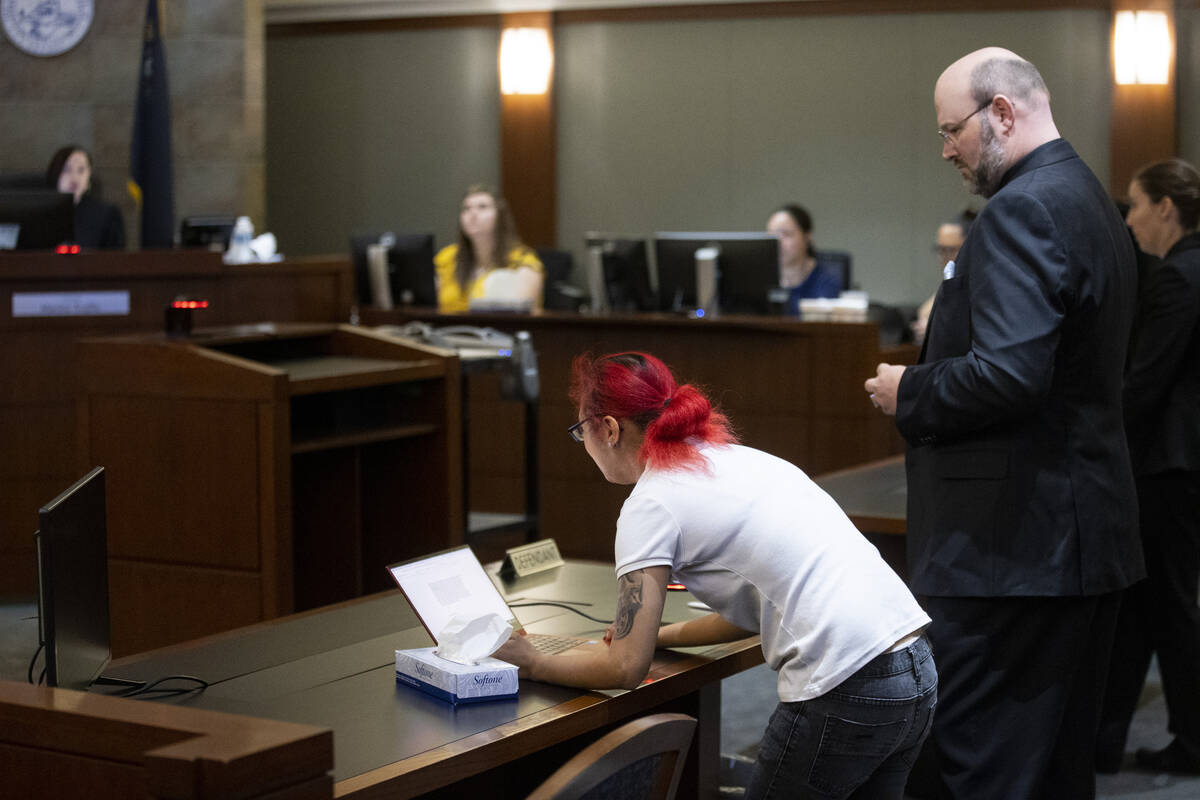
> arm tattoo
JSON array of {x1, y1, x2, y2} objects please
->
[{"x1": 612, "y1": 572, "x2": 644, "y2": 640}]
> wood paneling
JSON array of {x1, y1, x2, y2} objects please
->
[
  {"x1": 365, "y1": 309, "x2": 915, "y2": 562},
  {"x1": 79, "y1": 324, "x2": 461, "y2": 655},
  {"x1": 0, "y1": 679, "x2": 333, "y2": 800},
  {"x1": 266, "y1": 0, "x2": 1109, "y2": 35},
  {"x1": 108, "y1": 561, "x2": 265, "y2": 657},
  {"x1": 500, "y1": 12, "x2": 557, "y2": 248},
  {"x1": 1109, "y1": 0, "x2": 1177, "y2": 197},
  {"x1": 0, "y1": 251, "x2": 352, "y2": 597},
  {"x1": 90, "y1": 396, "x2": 263, "y2": 568}
]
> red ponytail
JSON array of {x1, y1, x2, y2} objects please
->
[{"x1": 569, "y1": 351, "x2": 737, "y2": 471}]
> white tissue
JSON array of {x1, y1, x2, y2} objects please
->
[
  {"x1": 435, "y1": 612, "x2": 513, "y2": 665},
  {"x1": 250, "y1": 232, "x2": 280, "y2": 262}
]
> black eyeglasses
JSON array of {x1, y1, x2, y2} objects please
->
[
  {"x1": 937, "y1": 98, "x2": 993, "y2": 143},
  {"x1": 567, "y1": 418, "x2": 588, "y2": 443}
]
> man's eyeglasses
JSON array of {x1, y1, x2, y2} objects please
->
[
  {"x1": 567, "y1": 418, "x2": 588, "y2": 443},
  {"x1": 937, "y1": 98, "x2": 993, "y2": 143}
]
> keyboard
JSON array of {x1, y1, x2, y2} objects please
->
[{"x1": 527, "y1": 634, "x2": 587, "y2": 654}]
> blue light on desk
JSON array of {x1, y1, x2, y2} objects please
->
[
  {"x1": 695, "y1": 308, "x2": 706, "y2": 318},
  {"x1": 498, "y1": 348, "x2": 512, "y2": 357}
]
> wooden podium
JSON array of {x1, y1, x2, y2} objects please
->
[
  {"x1": 77, "y1": 323, "x2": 462, "y2": 655},
  {"x1": 0, "y1": 250, "x2": 353, "y2": 598}
]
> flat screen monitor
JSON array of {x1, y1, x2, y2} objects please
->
[
  {"x1": 583, "y1": 234, "x2": 655, "y2": 312},
  {"x1": 35, "y1": 466, "x2": 111, "y2": 691},
  {"x1": 0, "y1": 171, "x2": 48, "y2": 190},
  {"x1": 0, "y1": 189, "x2": 75, "y2": 251},
  {"x1": 350, "y1": 232, "x2": 438, "y2": 307},
  {"x1": 654, "y1": 232, "x2": 780, "y2": 314},
  {"x1": 180, "y1": 215, "x2": 236, "y2": 250}
]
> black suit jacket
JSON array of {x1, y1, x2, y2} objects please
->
[
  {"x1": 896, "y1": 139, "x2": 1144, "y2": 597},
  {"x1": 1124, "y1": 233, "x2": 1200, "y2": 476}
]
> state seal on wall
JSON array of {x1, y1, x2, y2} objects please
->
[{"x1": 1, "y1": 0, "x2": 94, "y2": 57}]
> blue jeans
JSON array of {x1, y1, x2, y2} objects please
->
[{"x1": 745, "y1": 635, "x2": 937, "y2": 800}]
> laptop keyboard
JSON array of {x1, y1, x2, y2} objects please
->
[{"x1": 527, "y1": 634, "x2": 585, "y2": 654}]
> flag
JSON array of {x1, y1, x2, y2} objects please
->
[{"x1": 128, "y1": 0, "x2": 174, "y2": 248}]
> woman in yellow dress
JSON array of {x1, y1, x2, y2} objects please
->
[{"x1": 434, "y1": 185, "x2": 543, "y2": 311}]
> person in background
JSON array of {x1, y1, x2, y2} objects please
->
[
  {"x1": 433, "y1": 184, "x2": 543, "y2": 312},
  {"x1": 46, "y1": 145, "x2": 125, "y2": 250},
  {"x1": 865, "y1": 48, "x2": 1142, "y2": 799},
  {"x1": 766, "y1": 203, "x2": 842, "y2": 313},
  {"x1": 1097, "y1": 158, "x2": 1200, "y2": 775},
  {"x1": 911, "y1": 210, "x2": 976, "y2": 344},
  {"x1": 496, "y1": 351, "x2": 935, "y2": 799}
]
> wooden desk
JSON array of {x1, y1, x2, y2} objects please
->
[
  {"x1": 365, "y1": 308, "x2": 919, "y2": 562},
  {"x1": 815, "y1": 455, "x2": 907, "y2": 536},
  {"x1": 0, "y1": 250, "x2": 353, "y2": 598},
  {"x1": 93, "y1": 560, "x2": 764, "y2": 799},
  {"x1": 0, "y1": 680, "x2": 333, "y2": 799},
  {"x1": 815, "y1": 454, "x2": 909, "y2": 580}
]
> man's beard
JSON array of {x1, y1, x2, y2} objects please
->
[{"x1": 966, "y1": 117, "x2": 1007, "y2": 198}]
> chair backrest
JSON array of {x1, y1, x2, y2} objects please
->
[
  {"x1": 537, "y1": 247, "x2": 583, "y2": 311},
  {"x1": 526, "y1": 713, "x2": 697, "y2": 800},
  {"x1": 817, "y1": 249, "x2": 853, "y2": 291}
]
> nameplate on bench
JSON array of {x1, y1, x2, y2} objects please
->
[
  {"x1": 13, "y1": 290, "x2": 131, "y2": 318},
  {"x1": 499, "y1": 539, "x2": 564, "y2": 578}
]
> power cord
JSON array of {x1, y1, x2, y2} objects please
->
[{"x1": 509, "y1": 601, "x2": 613, "y2": 626}]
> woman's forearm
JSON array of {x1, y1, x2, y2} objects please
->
[
  {"x1": 527, "y1": 645, "x2": 649, "y2": 690},
  {"x1": 657, "y1": 612, "x2": 756, "y2": 649}
]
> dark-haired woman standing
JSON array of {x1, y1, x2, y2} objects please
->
[
  {"x1": 1098, "y1": 158, "x2": 1200, "y2": 774},
  {"x1": 495, "y1": 352, "x2": 935, "y2": 799}
]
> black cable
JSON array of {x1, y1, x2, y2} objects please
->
[
  {"x1": 509, "y1": 601, "x2": 613, "y2": 625},
  {"x1": 27, "y1": 641, "x2": 43, "y2": 684},
  {"x1": 118, "y1": 674, "x2": 209, "y2": 698}
]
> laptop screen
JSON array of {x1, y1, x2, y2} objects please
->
[{"x1": 387, "y1": 546, "x2": 517, "y2": 641}]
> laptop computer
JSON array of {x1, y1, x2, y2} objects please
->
[{"x1": 386, "y1": 545, "x2": 597, "y2": 656}]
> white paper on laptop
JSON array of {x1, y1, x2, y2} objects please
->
[{"x1": 387, "y1": 546, "x2": 594, "y2": 656}]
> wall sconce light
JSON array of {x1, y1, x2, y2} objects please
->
[
  {"x1": 1113, "y1": 10, "x2": 1170, "y2": 85},
  {"x1": 500, "y1": 27, "x2": 553, "y2": 95}
]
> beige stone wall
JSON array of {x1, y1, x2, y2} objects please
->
[{"x1": 0, "y1": 0, "x2": 264, "y2": 247}]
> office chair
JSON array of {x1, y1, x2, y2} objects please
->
[
  {"x1": 526, "y1": 713, "x2": 697, "y2": 800},
  {"x1": 536, "y1": 247, "x2": 585, "y2": 311},
  {"x1": 816, "y1": 249, "x2": 853, "y2": 292}
]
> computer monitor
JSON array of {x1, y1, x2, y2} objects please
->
[
  {"x1": 35, "y1": 467, "x2": 111, "y2": 691},
  {"x1": 180, "y1": 215, "x2": 236, "y2": 250},
  {"x1": 583, "y1": 234, "x2": 655, "y2": 312},
  {"x1": 0, "y1": 171, "x2": 48, "y2": 190},
  {"x1": 0, "y1": 189, "x2": 75, "y2": 250},
  {"x1": 349, "y1": 232, "x2": 438, "y2": 307},
  {"x1": 653, "y1": 232, "x2": 780, "y2": 314}
]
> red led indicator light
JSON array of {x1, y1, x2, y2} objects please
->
[
  {"x1": 171, "y1": 300, "x2": 209, "y2": 309},
  {"x1": 55, "y1": 244, "x2": 81, "y2": 254}
]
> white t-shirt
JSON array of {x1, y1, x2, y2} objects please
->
[{"x1": 615, "y1": 443, "x2": 930, "y2": 702}]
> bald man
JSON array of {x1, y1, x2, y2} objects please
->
[{"x1": 865, "y1": 49, "x2": 1143, "y2": 799}]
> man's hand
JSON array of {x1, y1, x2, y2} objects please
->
[{"x1": 864, "y1": 363, "x2": 906, "y2": 416}]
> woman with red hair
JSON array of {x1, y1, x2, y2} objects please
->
[{"x1": 495, "y1": 351, "x2": 935, "y2": 799}]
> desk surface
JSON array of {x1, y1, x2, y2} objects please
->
[
  {"x1": 815, "y1": 455, "x2": 907, "y2": 535},
  {"x1": 105, "y1": 559, "x2": 763, "y2": 799}
]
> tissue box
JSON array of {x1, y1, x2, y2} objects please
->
[{"x1": 395, "y1": 647, "x2": 518, "y2": 705}]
